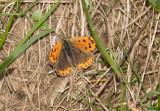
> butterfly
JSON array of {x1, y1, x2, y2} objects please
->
[{"x1": 49, "y1": 37, "x2": 96, "y2": 76}]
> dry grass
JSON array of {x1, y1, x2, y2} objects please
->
[{"x1": 0, "y1": 0, "x2": 160, "y2": 111}]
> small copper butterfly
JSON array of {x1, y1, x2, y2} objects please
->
[{"x1": 49, "y1": 37, "x2": 96, "y2": 76}]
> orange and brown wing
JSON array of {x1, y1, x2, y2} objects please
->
[
  {"x1": 56, "y1": 48, "x2": 73, "y2": 76},
  {"x1": 49, "y1": 42, "x2": 73, "y2": 76},
  {"x1": 71, "y1": 37, "x2": 96, "y2": 52},
  {"x1": 49, "y1": 42, "x2": 62, "y2": 64},
  {"x1": 70, "y1": 46, "x2": 94, "y2": 69},
  {"x1": 69, "y1": 37, "x2": 96, "y2": 69}
]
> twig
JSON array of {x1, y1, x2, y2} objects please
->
[
  {"x1": 135, "y1": 13, "x2": 159, "y2": 104},
  {"x1": 117, "y1": 12, "x2": 153, "y2": 67},
  {"x1": 85, "y1": 11, "x2": 152, "y2": 111}
]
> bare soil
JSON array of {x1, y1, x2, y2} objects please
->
[{"x1": 0, "y1": 0, "x2": 160, "y2": 111}]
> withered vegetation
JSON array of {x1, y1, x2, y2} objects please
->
[{"x1": 0, "y1": 0, "x2": 159, "y2": 111}]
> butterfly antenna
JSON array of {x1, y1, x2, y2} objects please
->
[
  {"x1": 53, "y1": 32, "x2": 61, "y2": 38},
  {"x1": 53, "y1": 30, "x2": 68, "y2": 40}
]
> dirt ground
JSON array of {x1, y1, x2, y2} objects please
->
[{"x1": 0, "y1": 0, "x2": 160, "y2": 111}]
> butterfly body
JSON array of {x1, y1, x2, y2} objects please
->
[
  {"x1": 62, "y1": 40, "x2": 75, "y2": 66},
  {"x1": 49, "y1": 37, "x2": 96, "y2": 76}
]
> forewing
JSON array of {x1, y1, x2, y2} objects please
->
[
  {"x1": 71, "y1": 37, "x2": 96, "y2": 52},
  {"x1": 49, "y1": 42, "x2": 62, "y2": 64}
]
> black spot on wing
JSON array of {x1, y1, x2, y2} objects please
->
[{"x1": 91, "y1": 40, "x2": 94, "y2": 43}]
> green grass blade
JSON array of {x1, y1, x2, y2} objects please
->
[
  {"x1": 0, "y1": 0, "x2": 22, "y2": 49},
  {"x1": 0, "y1": 29, "x2": 54, "y2": 74},
  {"x1": 101, "y1": 0, "x2": 116, "y2": 20},
  {"x1": 0, "y1": 0, "x2": 38, "y2": 18},
  {"x1": 76, "y1": 93, "x2": 100, "y2": 111},
  {"x1": 82, "y1": 0, "x2": 122, "y2": 79},
  {"x1": 108, "y1": 45, "x2": 118, "y2": 64},
  {"x1": 88, "y1": 0, "x2": 94, "y2": 13},
  {"x1": 147, "y1": 0, "x2": 160, "y2": 12},
  {"x1": 0, "y1": 15, "x2": 14, "y2": 49},
  {"x1": 0, "y1": 13, "x2": 24, "y2": 16},
  {"x1": 88, "y1": 91, "x2": 117, "y2": 110},
  {"x1": 0, "y1": 0, "x2": 60, "y2": 74},
  {"x1": 12, "y1": 0, "x2": 60, "y2": 52},
  {"x1": 120, "y1": 83, "x2": 124, "y2": 111},
  {"x1": 77, "y1": 85, "x2": 117, "y2": 110}
]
